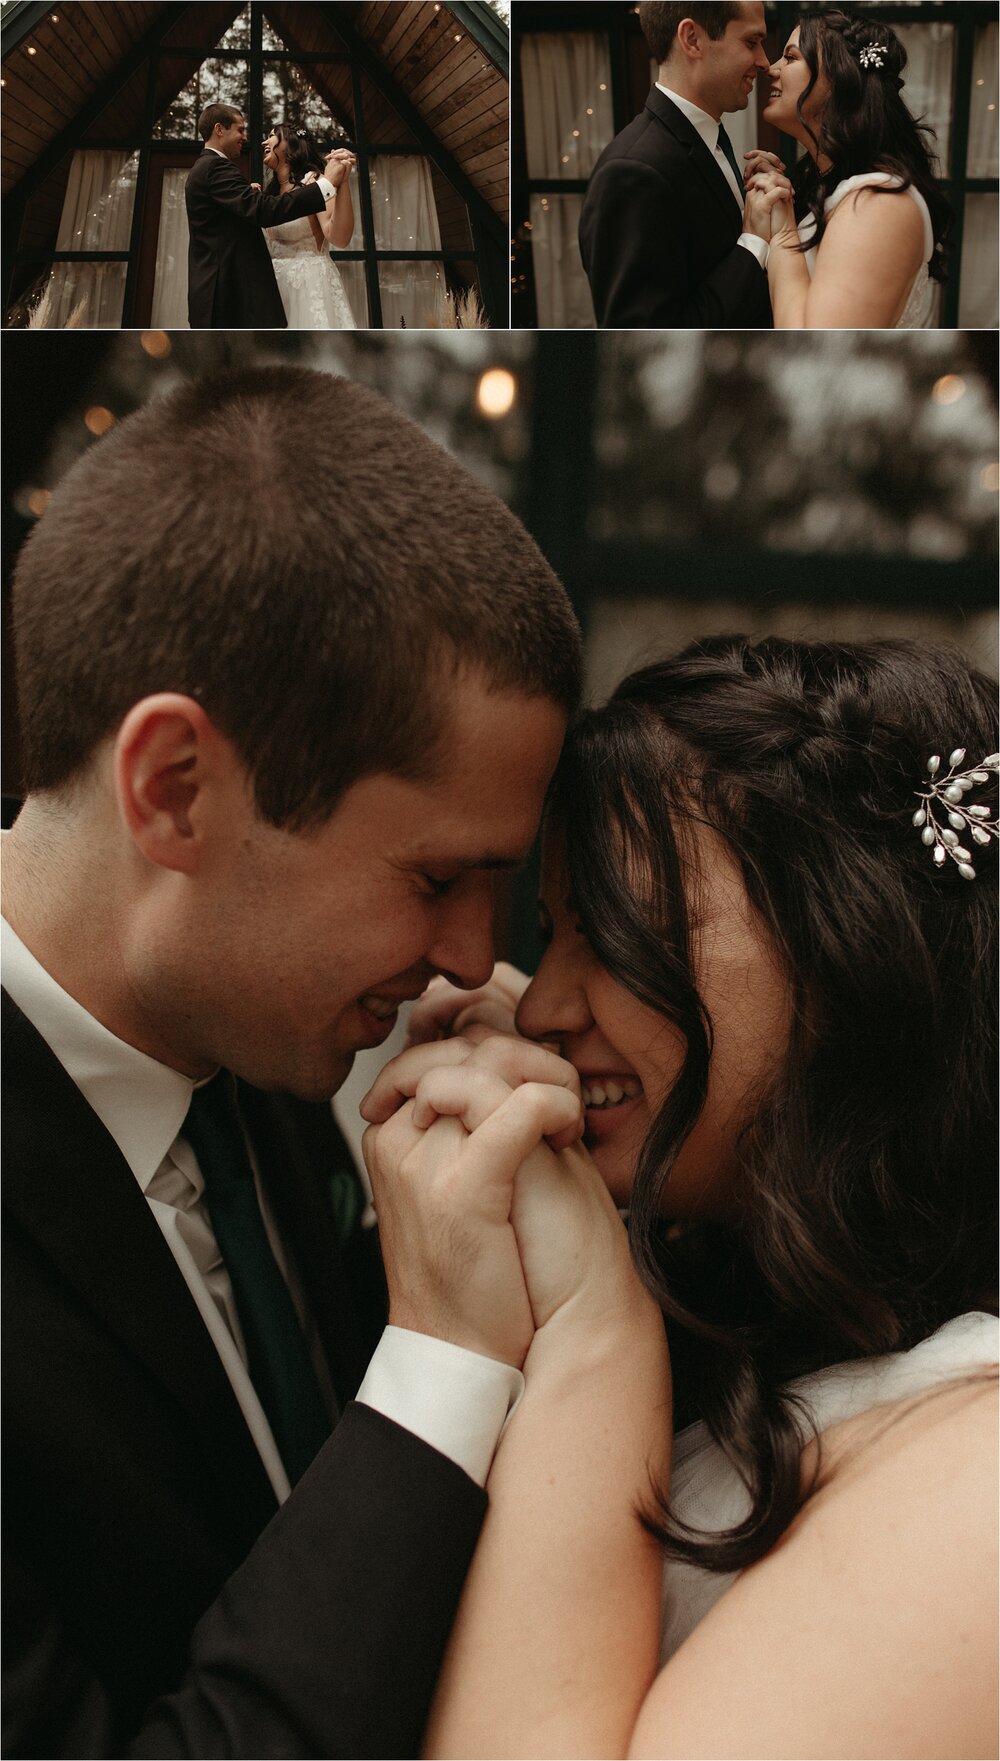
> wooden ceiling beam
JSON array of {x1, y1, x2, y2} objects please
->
[
  {"x1": 321, "y1": 2, "x2": 505, "y2": 243},
  {"x1": 4, "y1": 3, "x2": 188, "y2": 209}
]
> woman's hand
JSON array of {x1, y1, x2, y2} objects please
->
[
  {"x1": 742, "y1": 148, "x2": 786, "y2": 185},
  {"x1": 363, "y1": 1057, "x2": 582, "y2": 1368},
  {"x1": 406, "y1": 963, "x2": 531, "y2": 1044},
  {"x1": 362, "y1": 1031, "x2": 582, "y2": 1151},
  {"x1": 745, "y1": 171, "x2": 796, "y2": 244},
  {"x1": 323, "y1": 148, "x2": 356, "y2": 188}
]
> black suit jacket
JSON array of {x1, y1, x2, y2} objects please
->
[
  {"x1": 184, "y1": 151, "x2": 327, "y2": 329},
  {"x1": 579, "y1": 87, "x2": 772, "y2": 329},
  {"x1": 2, "y1": 991, "x2": 487, "y2": 1758}
]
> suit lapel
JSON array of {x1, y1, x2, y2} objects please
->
[
  {"x1": 644, "y1": 87, "x2": 743, "y2": 233},
  {"x1": 2, "y1": 991, "x2": 277, "y2": 1527}
]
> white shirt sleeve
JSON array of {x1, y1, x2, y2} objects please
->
[
  {"x1": 738, "y1": 231, "x2": 769, "y2": 269},
  {"x1": 315, "y1": 176, "x2": 336, "y2": 201},
  {"x1": 356, "y1": 1326, "x2": 525, "y2": 1487}
]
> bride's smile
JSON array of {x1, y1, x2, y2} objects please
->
[
  {"x1": 763, "y1": 27, "x2": 829, "y2": 145},
  {"x1": 515, "y1": 820, "x2": 788, "y2": 1219}
]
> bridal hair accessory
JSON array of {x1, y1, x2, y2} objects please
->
[
  {"x1": 912, "y1": 749, "x2": 1000, "y2": 880},
  {"x1": 858, "y1": 43, "x2": 886, "y2": 70}
]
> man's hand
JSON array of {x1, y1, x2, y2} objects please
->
[
  {"x1": 364, "y1": 1046, "x2": 647, "y2": 1368},
  {"x1": 361, "y1": 1032, "x2": 583, "y2": 1152},
  {"x1": 742, "y1": 148, "x2": 787, "y2": 185},
  {"x1": 744, "y1": 171, "x2": 795, "y2": 243},
  {"x1": 363, "y1": 1074, "x2": 580, "y2": 1367},
  {"x1": 406, "y1": 963, "x2": 531, "y2": 1045},
  {"x1": 323, "y1": 149, "x2": 357, "y2": 189}
]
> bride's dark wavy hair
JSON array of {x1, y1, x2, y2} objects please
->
[
  {"x1": 551, "y1": 637, "x2": 997, "y2": 1572},
  {"x1": 789, "y1": 7, "x2": 951, "y2": 281},
  {"x1": 265, "y1": 122, "x2": 327, "y2": 188}
]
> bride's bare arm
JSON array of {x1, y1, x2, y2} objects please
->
[
  {"x1": 767, "y1": 185, "x2": 925, "y2": 328},
  {"x1": 422, "y1": 1140, "x2": 671, "y2": 1760}
]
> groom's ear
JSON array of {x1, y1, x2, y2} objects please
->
[
  {"x1": 113, "y1": 693, "x2": 242, "y2": 874},
  {"x1": 676, "y1": 18, "x2": 705, "y2": 60}
]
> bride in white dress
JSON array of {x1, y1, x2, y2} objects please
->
[
  {"x1": 362, "y1": 636, "x2": 998, "y2": 1758},
  {"x1": 743, "y1": 10, "x2": 949, "y2": 328},
  {"x1": 262, "y1": 125, "x2": 357, "y2": 330}
]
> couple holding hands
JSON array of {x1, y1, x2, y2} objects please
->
[
  {"x1": 3, "y1": 366, "x2": 996, "y2": 1759},
  {"x1": 580, "y1": 3, "x2": 947, "y2": 329},
  {"x1": 185, "y1": 104, "x2": 357, "y2": 329}
]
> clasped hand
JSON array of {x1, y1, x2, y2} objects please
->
[
  {"x1": 322, "y1": 148, "x2": 356, "y2": 188},
  {"x1": 742, "y1": 156, "x2": 795, "y2": 244},
  {"x1": 361, "y1": 994, "x2": 643, "y2": 1372}
]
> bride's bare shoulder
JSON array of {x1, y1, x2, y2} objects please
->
[{"x1": 629, "y1": 1377, "x2": 997, "y2": 1760}]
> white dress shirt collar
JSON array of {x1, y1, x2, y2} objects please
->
[
  {"x1": 655, "y1": 82, "x2": 744, "y2": 208},
  {"x1": 1, "y1": 915, "x2": 197, "y2": 1190},
  {"x1": 205, "y1": 145, "x2": 227, "y2": 158},
  {"x1": 655, "y1": 83, "x2": 723, "y2": 155}
]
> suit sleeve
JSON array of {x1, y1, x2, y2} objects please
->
[
  {"x1": 4, "y1": 1406, "x2": 486, "y2": 1760},
  {"x1": 580, "y1": 158, "x2": 769, "y2": 329},
  {"x1": 203, "y1": 154, "x2": 326, "y2": 229}
]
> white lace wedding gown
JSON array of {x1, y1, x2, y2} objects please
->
[
  {"x1": 799, "y1": 172, "x2": 936, "y2": 327},
  {"x1": 266, "y1": 215, "x2": 357, "y2": 330},
  {"x1": 661, "y1": 1309, "x2": 998, "y2": 1662}
]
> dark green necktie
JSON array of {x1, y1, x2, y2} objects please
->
[
  {"x1": 717, "y1": 123, "x2": 744, "y2": 197},
  {"x1": 183, "y1": 1073, "x2": 331, "y2": 1485}
]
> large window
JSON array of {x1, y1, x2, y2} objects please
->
[
  {"x1": 7, "y1": 3, "x2": 502, "y2": 329},
  {"x1": 512, "y1": 1, "x2": 999, "y2": 329}
]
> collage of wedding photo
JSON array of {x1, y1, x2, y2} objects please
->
[{"x1": 2, "y1": 4, "x2": 998, "y2": 1759}]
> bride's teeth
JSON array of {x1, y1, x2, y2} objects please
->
[
  {"x1": 582, "y1": 1078, "x2": 640, "y2": 1110},
  {"x1": 361, "y1": 995, "x2": 397, "y2": 1021}
]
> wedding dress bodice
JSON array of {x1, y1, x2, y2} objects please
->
[
  {"x1": 266, "y1": 215, "x2": 325, "y2": 259},
  {"x1": 265, "y1": 212, "x2": 357, "y2": 330},
  {"x1": 798, "y1": 172, "x2": 936, "y2": 328},
  {"x1": 661, "y1": 1310, "x2": 998, "y2": 1663}
]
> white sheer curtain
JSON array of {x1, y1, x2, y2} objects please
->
[
  {"x1": 367, "y1": 155, "x2": 443, "y2": 328},
  {"x1": 967, "y1": 22, "x2": 999, "y2": 179},
  {"x1": 959, "y1": 195, "x2": 999, "y2": 327},
  {"x1": 521, "y1": 32, "x2": 614, "y2": 179},
  {"x1": 323, "y1": 178, "x2": 367, "y2": 327},
  {"x1": 151, "y1": 168, "x2": 190, "y2": 329},
  {"x1": 529, "y1": 193, "x2": 593, "y2": 328},
  {"x1": 895, "y1": 23, "x2": 955, "y2": 173},
  {"x1": 38, "y1": 151, "x2": 137, "y2": 327},
  {"x1": 959, "y1": 24, "x2": 999, "y2": 326},
  {"x1": 520, "y1": 32, "x2": 613, "y2": 329}
]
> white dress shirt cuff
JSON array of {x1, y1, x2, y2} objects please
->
[
  {"x1": 738, "y1": 231, "x2": 769, "y2": 269},
  {"x1": 356, "y1": 1326, "x2": 524, "y2": 1487},
  {"x1": 315, "y1": 176, "x2": 336, "y2": 200}
]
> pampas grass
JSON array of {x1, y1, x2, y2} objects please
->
[{"x1": 24, "y1": 279, "x2": 86, "y2": 330}]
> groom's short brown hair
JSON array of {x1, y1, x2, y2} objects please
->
[
  {"x1": 638, "y1": 3, "x2": 744, "y2": 63},
  {"x1": 12, "y1": 367, "x2": 581, "y2": 830},
  {"x1": 197, "y1": 102, "x2": 243, "y2": 141}
]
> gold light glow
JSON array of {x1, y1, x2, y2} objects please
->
[
  {"x1": 139, "y1": 330, "x2": 171, "y2": 357},
  {"x1": 981, "y1": 463, "x2": 1000, "y2": 493},
  {"x1": 932, "y1": 375, "x2": 966, "y2": 405},
  {"x1": 27, "y1": 489, "x2": 51, "y2": 517},
  {"x1": 476, "y1": 369, "x2": 517, "y2": 420},
  {"x1": 84, "y1": 406, "x2": 115, "y2": 436}
]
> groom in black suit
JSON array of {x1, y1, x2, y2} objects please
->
[
  {"x1": 579, "y1": 2, "x2": 775, "y2": 328},
  {"x1": 185, "y1": 104, "x2": 340, "y2": 328},
  {"x1": 2, "y1": 366, "x2": 584, "y2": 1757}
]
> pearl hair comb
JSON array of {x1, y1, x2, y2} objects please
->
[
  {"x1": 858, "y1": 44, "x2": 886, "y2": 70},
  {"x1": 912, "y1": 749, "x2": 1000, "y2": 880}
]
